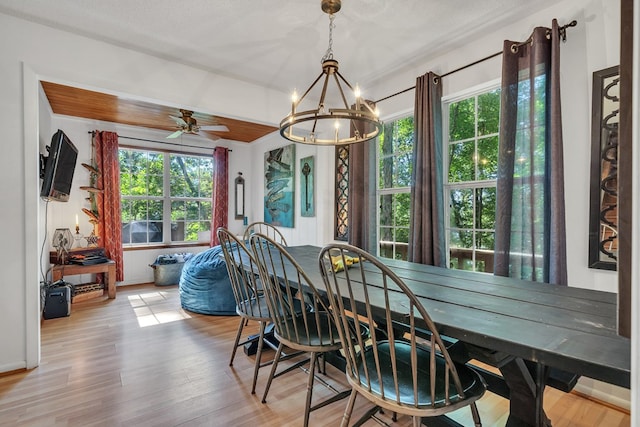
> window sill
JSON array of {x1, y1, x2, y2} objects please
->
[{"x1": 123, "y1": 242, "x2": 210, "y2": 251}]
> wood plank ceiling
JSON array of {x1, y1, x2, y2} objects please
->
[{"x1": 40, "y1": 81, "x2": 277, "y2": 143}]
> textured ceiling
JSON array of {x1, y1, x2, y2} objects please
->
[
  {"x1": 1, "y1": 0, "x2": 560, "y2": 142},
  {"x1": 0, "y1": 0, "x2": 559, "y2": 93}
]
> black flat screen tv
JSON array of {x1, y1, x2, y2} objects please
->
[{"x1": 40, "y1": 129, "x2": 78, "y2": 202}]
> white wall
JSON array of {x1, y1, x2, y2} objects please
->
[
  {"x1": 39, "y1": 108, "x2": 253, "y2": 286},
  {"x1": 0, "y1": 10, "x2": 287, "y2": 372},
  {"x1": 367, "y1": 0, "x2": 621, "y2": 295},
  {"x1": 0, "y1": 0, "x2": 634, "y2": 412},
  {"x1": 247, "y1": 133, "x2": 337, "y2": 247}
]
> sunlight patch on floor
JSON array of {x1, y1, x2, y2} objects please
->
[{"x1": 128, "y1": 291, "x2": 191, "y2": 327}]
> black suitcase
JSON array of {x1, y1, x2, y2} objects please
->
[{"x1": 43, "y1": 285, "x2": 71, "y2": 319}]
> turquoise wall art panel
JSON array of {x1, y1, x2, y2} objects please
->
[{"x1": 264, "y1": 144, "x2": 295, "y2": 227}]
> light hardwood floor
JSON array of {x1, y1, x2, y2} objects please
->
[{"x1": 0, "y1": 284, "x2": 629, "y2": 426}]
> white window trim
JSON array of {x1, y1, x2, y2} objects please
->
[
  {"x1": 120, "y1": 148, "x2": 213, "y2": 247},
  {"x1": 442, "y1": 79, "x2": 501, "y2": 272},
  {"x1": 376, "y1": 113, "x2": 413, "y2": 259}
]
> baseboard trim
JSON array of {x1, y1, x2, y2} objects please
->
[
  {"x1": 572, "y1": 387, "x2": 631, "y2": 414},
  {"x1": 0, "y1": 363, "x2": 27, "y2": 376}
]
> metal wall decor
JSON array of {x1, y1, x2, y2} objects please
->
[
  {"x1": 300, "y1": 156, "x2": 315, "y2": 217},
  {"x1": 234, "y1": 172, "x2": 245, "y2": 220},
  {"x1": 335, "y1": 146, "x2": 349, "y2": 240},
  {"x1": 588, "y1": 65, "x2": 619, "y2": 270},
  {"x1": 264, "y1": 144, "x2": 295, "y2": 228}
]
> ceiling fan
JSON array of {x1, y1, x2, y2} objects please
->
[{"x1": 167, "y1": 109, "x2": 229, "y2": 139}]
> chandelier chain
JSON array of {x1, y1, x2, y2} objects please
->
[{"x1": 321, "y1": 13, "x2": 336, "y2": 62}]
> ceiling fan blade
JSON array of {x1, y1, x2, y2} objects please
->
[
  {"x1": 199, "y1": 125, "x2": 229, "y2": 132},
  {"x1": 169, "y1": 115, "x2": 187, "y2": 126},
  {"x1": 167, "y1": 130, "x2": 184, "y2": 139}
]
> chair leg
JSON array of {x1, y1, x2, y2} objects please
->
[
  {"x1": 303, "y1": 352, "x2": 318, "y2": 427},
  {"x1": 470, "y1": 402, "x2": 482, "y2": 426},
  {"x1": 340, "y1": 389, "x2": 358, "y2": 427},
  {"x1": 412, "y1": 416, "x2": 421, "y2": 427},
  {"x1": 229, "y1": 316, "x2": 245, "y2": 366},
  {"x1": 250, "y1": 321, "x2": 267, "y2": 395},
  {"x1": 261, "y1": 342, "x2": 284, "y2": 404}
]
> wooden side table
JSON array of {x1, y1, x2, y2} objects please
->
[{"x1": 51, "y1": 260, "x2": 116, "y2": 300}]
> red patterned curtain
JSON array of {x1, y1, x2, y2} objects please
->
[
  {"x1": 211, "y1": 147, "x2": 228, "y2": 246},
  {"x1": 94, "y1": 131, "x2": 124, "y2": 281}
]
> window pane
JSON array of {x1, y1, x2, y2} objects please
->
[
  {"x1": 450, "y1": 230, "x2": 473, "y2": 249},
  {"x1": 170, "y1": 155, "x2": 213, "y2": 198},
  {"x1": 379, "y1": 155, "x2": 394, "y2": 189},
  {"x1": 121, "y1": 199, "x2": 133, "y2": 222},
  {"x1": 477, "y1": 231, "x2": 495, "y2": 250},
  {"x1": 392, "y1": 116, "x2": 414, "y2": 153},
  {"x1": 171, "y1": 201, "x2": 185, "y2": 221},
  {"x1": 201, "y1": 201, "x2": 212, "y2": 220},
  {"x1": 477, "y1": 89, "x2": 501, "y2": 136},
  {"x1": 394, "y1": 152, "x2": 412, "y2": 187},
  {"x1": 449, "y1": 189, "x2": 473, "y2": 229},
  {"x1": 477, "y1": 136, "x2": 498, "y2": 180},
  {"x1": 148, "y1": 201, "x2": 163, "y2": 221},
  {"x1": 146, "y1": 153, "x2": 163, "y2": 196},
  {"x1": 200, "y1": 161, "x2": 213, "y2": 198},
  {"x1": 379, "y1": 194, "x2": 393, "y2": 227},
  {"x1": 148, "y1": 175, "x2": 163, "y2": 196},
  {"x1": 449, "y1": 98, "x2": 475, "y2": 141},
  {"x1": 185, "y1": 201, "x2": 201, "y2": 220},
  {"x1": 396, "y1": 227, "x2": 409, "y2": 243},
  {"x1": 395, "y1": 193, "x2": 411, "y2": 227},
  {"x1": 448, "y1": 141, "x2": 474, "y2": 182},
  {"x1": 380, "y1": 226, "x2": 393, "y2": 243},
  {"x1": 475, "y1": 187, "x2": 496, "y2": 229}
]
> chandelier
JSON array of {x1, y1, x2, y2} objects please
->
[{"x1": 279, "y1": 0, "x2": 382, "y2": 146}]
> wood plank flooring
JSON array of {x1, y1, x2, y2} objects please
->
[{"x1": 0, "y1": 284, "x2": 630, "y2": 426}]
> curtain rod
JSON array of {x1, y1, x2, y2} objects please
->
[
  {"x1": 88, "y1": 131, "x2": 231, "y2": 151},
  {"x1": 374, "y1": 20, "x2": 577, "y2": 104}
]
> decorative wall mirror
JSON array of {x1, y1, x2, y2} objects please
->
[
  {"x1": 234, "y1": 172, "x2": 245, "y2": 220},
  {"x1": 588, "y1": 65, "x2": 619, "y2": 270}
]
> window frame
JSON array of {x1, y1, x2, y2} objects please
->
[
  {"x1": 376, "y1": 111, "x2": 414, "y2": 260},
  {"x1": 119, "y1": 146, "x2": 213, "y2": 248},
  {"x1": 442, "y1": 79, "x2": 501, "y2": 273}
]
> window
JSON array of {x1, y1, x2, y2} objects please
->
[
  {"x1": 444, "y1": 85, "x2": 500, "y2": 272},
  {"x1": 119, "y1": 148, "x2": 213, "y2": 245},
  {"x1": 377, "y1": 116, "x2": 414, "y2": 260}
]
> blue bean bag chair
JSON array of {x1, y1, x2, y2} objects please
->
[{"x1": 179, "y1": 245, "x2": 237, "y2": 315}]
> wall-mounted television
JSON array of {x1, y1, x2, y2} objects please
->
[{"x1": 40, "y1": 129, "x2": 78, "y2": 202}]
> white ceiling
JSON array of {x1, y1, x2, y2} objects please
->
[{"x1": 0, "y1": 0, "x2": 560, "y2": 95}]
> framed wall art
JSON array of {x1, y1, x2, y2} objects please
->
[
  {"x1": 264, "y1": 144, "x2": 295, "y2": 227},
  {"x1": 300, "y1": 156, "x2": 315, "y2": 217}
]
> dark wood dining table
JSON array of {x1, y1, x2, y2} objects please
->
[{"x1": 273, "y1": 245, "x2": 630, "y2": 427}]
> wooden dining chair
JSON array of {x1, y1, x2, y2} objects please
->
[
  {"x1": 243, "y1": 221, "x2": 288, "y2": 246},
  {"x1": 217, "y1": 227, "x2": 273, "y2": 394},
  {"x1": 250, "y1": 233, "x2": 350, "y2": 427},
  {"x1": 318, "y1": 243, "x2": 486, "y2": 427}
]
